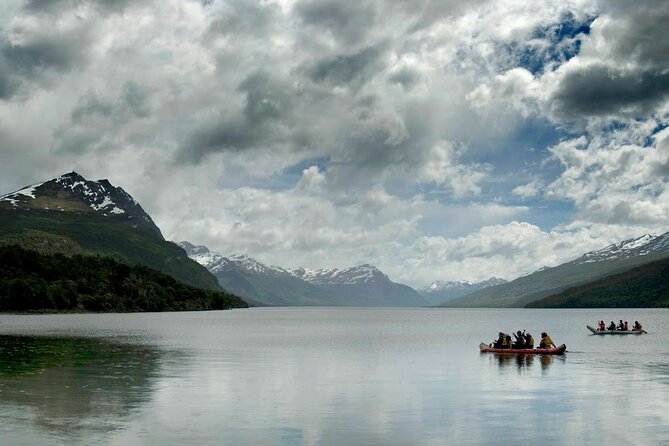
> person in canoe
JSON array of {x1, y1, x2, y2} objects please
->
[
  {"x1": 608, "y1": 321, "x2": 616, "y2": 330},
  {"x1": 633, "y1": 321, "x2": 643, "y2": 331},
  {"x1": 624, "y1": 321, "x2": 629, "y2": 331},
  {"x1": 512, "y1": 330, "x2": 525, "y2": 349},
  {"x1": 598, "y1": 320, "x2": 606, "y2": 331},
  {"x1": 524, "y1": 332, "x2": 534, "y2": 349},
  {"x1": 617, "y1": 320, "x2": 625, "y2": 330},
  {"x1": 538, "y1": 332, "x2": 556, "y2": 349},
  {"x1": 493, "y1": 332, "x2": 509, "y2": 348}
]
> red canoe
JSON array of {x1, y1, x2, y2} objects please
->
[{"x1": 479, "y1": 342, "x2": 566, "y2": 355}]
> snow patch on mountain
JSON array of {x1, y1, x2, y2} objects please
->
[
  {"x1": 0, "y1": 183, "x2": 40, "y2": 206},
  {"x1": 572, "y1": 233, "x2": 669, "y2": 264},
  {"x1": 179, "y1": 242, "x2": 393, "y2": 286},
  {"x1": 290, "y1": 264, "x2": 387, "y2": 285},
  {"x1": 1, "y1": 172, "x2": 161, "y2": 237},
  {"x1": 420, "y1": 277, "x2": 506, "y2": 294},
  {"x1": 178, "y1": 242, "x2": 289, "y2": 276}
]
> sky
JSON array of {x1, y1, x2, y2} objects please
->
[{"x1": 1, "y1": 0, "x2": 668, "y2": 287}]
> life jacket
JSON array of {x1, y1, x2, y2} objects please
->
[
  {"x1": 526, "y1": 335, "x2": 534, "y2": 348},
  {"x1": 540, "y1": 336, "x2": 552, "y2": 348}
]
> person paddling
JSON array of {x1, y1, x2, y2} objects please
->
[
  {"x1": 598, "y1": 320, "x2": 606, "y2": 331},
  {"x1": 632, "y1": 321, "x2": 643, "y2": 331},
  {"x1": 524, "y1": 332, "x2": 534, "y2": 349},
  {"x1": 539, "y1": 332, "x2": 556, "y2": 349},
  {"x1": 493, "y1": 332, "x2": 508, "y2": 348},
  {"x1": 608, "y1": 321, "x2": 616, "y2": 330}
]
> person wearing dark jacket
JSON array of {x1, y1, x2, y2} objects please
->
[
  {"x1": 512, "y1": 330, "x2": 525, "y2": 349},
  {"x1": 524, "y1": 332, "x2": 534, "y2": 349}
]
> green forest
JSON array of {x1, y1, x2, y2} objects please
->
[
  {"x1": 527, "y1": 256, "x2": 669, "y2": 308},
  {"x1": 0, "y1": 245, "x2": 248, "y2": 313}
]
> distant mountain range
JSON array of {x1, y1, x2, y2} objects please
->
[
  {"x1": 0, "y1": 172, "x2": 223, "y2": 292},
  {"x1": 179, "y1": 241, "x2": 428, "y2": 307},
  {"x1": 418, "y1": 278, "x2": 507, "y2": 305},
  {"x1": 5, "y1": 172, "x2": 667, "y2": 309},
  {"x1": 443, "y1": 233, "x2": 669, "y2": 308}
]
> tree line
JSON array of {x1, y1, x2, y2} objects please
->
[{"x1": 0, "y1": 245, "x2": 248, "y2": 312}]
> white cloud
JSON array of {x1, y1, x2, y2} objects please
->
[{"x1": 512, "y1": 178, "x2": 544, "y2": 198}]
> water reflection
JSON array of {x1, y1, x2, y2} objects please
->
[
  {"x1": 0, "y1": 335, "x2": 163, "y2": 441},
  {"x1": 488, "y1": 353, "x2": 565, "y2": 371}
]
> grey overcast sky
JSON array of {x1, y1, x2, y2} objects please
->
[{"x1": 1, "y1": 0, "x2": 668, "y2": 287}]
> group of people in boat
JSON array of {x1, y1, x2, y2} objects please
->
[
  {"x1": 596, "y1": 320, "x2": 643, "y2": 331},
  {"x1": 491, "y1": 330, "x2": 556, "y2": 350}
]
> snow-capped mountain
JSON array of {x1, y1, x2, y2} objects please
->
[
  {"x1": 573, "y1": 233, "x2": 669, "y2": 264},
  {"x1": 419, "y1": 277, "x2": 508, "y2": 305},
  {"x1": 0, "y1": 173, "x2": 224, "y2": 291},
  {"x1": 290, "y1": 265, "x2": 390, "y2": 285},
  {"x1": 179, "y1": 241, "x2": 427, "y2": 307},
  {"x1": 179, "y1": 241, "x2": 287, "y2": 276},
  {"x1": 0, "y1": 171, "x2": 161, "y2": 237},
  {"x1": 445, "y1": 230, "x2": 669, "y2": 308}
]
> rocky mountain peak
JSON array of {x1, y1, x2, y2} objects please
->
[{"x1": 0, "y1": 171, "x2": 162, "y2": 238}]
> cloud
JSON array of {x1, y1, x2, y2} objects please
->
[
  {"x1": 512, "y1": 178, "x2": 543, "y2": 198},
  {"x1": 22, "y1": 0, "x2": 133, "y2": 14},
  {"x1": 304, "y1": 43, "x2": 390, "y2": 88},
  {"x1": 294, "y1": 0, "x2": 376, "y2": 46},
  {"x1": 549, "y1": 63, "x2": 669, "y2": 118},
  {"x1": 207, "y1": 0, "x2": 280, "y2": 38},
  {"x1": 54, "y1": 81, "x2": 153, "y2": 154},
  {"x1": 545, "y1": 0, "x2": 669, "y2": 120},
  {"x1": 545, "y1": 119, "x2": 669, "y2": 225},
  {"x1": 178, "y1": 70, "x2": 301, "y2": 162}
]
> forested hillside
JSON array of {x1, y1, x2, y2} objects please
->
[{"x1": 0, "y1": 245, "x2": 248, "y2": 312}]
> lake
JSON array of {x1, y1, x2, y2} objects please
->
[{"x1": 0, "y1": 308, "x2": 668, "y2": 445}]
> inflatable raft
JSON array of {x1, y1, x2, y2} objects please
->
[
  {"x1": 479, "y1": 342, "x2": 566, "y2": 355},
  {"x1": 587, "y1": 325, "x2": 646, "y2": 335}
]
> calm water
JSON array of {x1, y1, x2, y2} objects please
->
[{"x1": 0, "y1": 308, "x2": 668, "y2": 445}]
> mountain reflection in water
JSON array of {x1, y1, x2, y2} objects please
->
[{"x1": 0, "y1": 335, "x2": 163, "y2": 441}]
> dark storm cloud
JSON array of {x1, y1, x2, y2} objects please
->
[
  {"x1": 55, "y1": 81, "x2": 152, "y2": 154},
  {"x1": 549, "y1": 0, "x2": 669, "y2": 119},
  {"x1": 0, "y1": 53, "x2": 17, "y2": 99},
  {"x1": 388, "y1": 66, "x2": 421, "y2": 90},
  {"x1": 178, "y1": 71, "x2": 298, "y2": 162},
  {"x1": 0, "y1": 18, "x2": 91, "y2": 100},
  {"x1": 602, "y1": 0, "x2": 669, "y2": 67},
  {"x1": 294, "y1": 0, "x2": 376, "y2": 45},
  {"x1": 551, "y1": 64, "x2": 669, "y2": 118},
  {"x1": 207, "y1": 0, "x2": 280, "y2": 38},
  {"x1": 2, "y1": 25, "x2": 88, "y2": 74},
  {"x1": 22, "y1": 0, "x2": 133, "y2": 14},
  {"x1": 305, "y1": 44, "x2": 388, "y2": 87}
]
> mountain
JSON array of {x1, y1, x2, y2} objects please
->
[
  {"x1": 0, "y1": 172, "x2": 221, "y2": 291},
  {"x1": 419, "y1": 277, "x2": 507, "y2": 305},
  {"x1": 178, "y1": 241, "x2": 332, "y2": 306},
  {"x1": 443, "y1": 232, "x2": 669, "y2": 308},
  {"x1": 527, "y1": 255, "x2": 669, "y2": 308},
  {"x1": 179, "y1": 242, "x2": 428, "y2": 307},
  {"x1": 0, "y1": 171, "x2": 162, "y2": 237}
]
